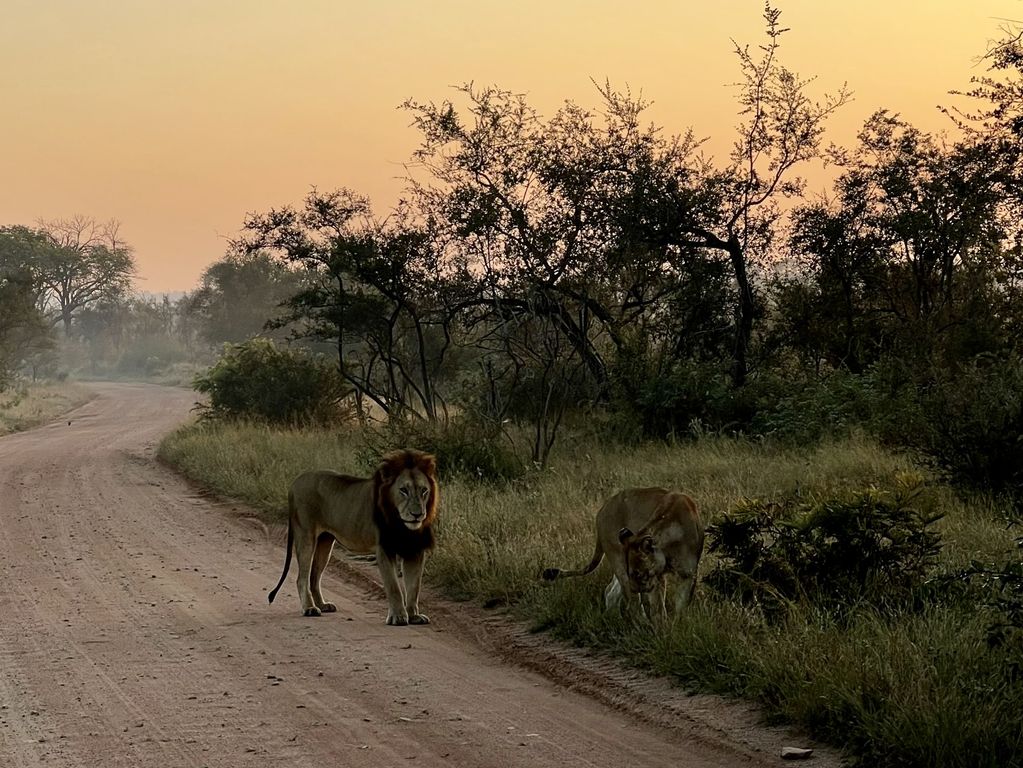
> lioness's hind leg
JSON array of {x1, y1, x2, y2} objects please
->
[
  {"x1": 310, "y1": 533, "x2": 338, "y2": 613},
  {"x1": 674, "y1": 573, "x2": 696, "y2": 612}
]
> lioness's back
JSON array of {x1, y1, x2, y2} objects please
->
[{"x1": 598, "y1": 487, "x2": 671, "y2": 530}]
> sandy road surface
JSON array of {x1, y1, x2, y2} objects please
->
[{"x1": 0, "y1": 383, "x2": 836, "y2": 767}]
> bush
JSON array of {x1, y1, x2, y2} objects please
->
[
  {"x1": 620, "y1": 361, "x2": 749, "y2": 438},
  {"x1": 358, "y1": 416, "x2": 526, "y2": 483},
  {"x1": 706, "y1": 484, "x2": 944, "y2": 615},
  {"x1": 193, "y1": 338, "x2": 349, "y2": 426},
  {"x1": 755, "y1": 362, "x2": 925, "y2": 445},
  {"x1": 940, "y1": 537, "x2": 1023, "y2": 670},
  {"x1": 918, "y1": 353, "x2": 1023, "y2": 498}
]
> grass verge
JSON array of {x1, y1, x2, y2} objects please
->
[
  {"x1": 160, "y1": 421, "x2": 1023, "y2": 767},
  {"x1": 0, "y1": 381, "x2": 92, "y2": 436}
]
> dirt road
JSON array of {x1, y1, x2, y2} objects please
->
[{"x1": 0, "y1": 383, "x2": 835, "y2": 767}]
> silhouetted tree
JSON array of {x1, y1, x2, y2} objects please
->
[
  {"x1": 183, "y1": 250, "x2": 308, "y2": 346},
  {"x1": 240, "y1": 189, "x2": 453, "y2": 421},
  {"x1": 406, "y1": 4, "x2": 848, "y2": 393},
  {"x1": 650, "y1": 3, "x2": 849, "y2": 385},
  {"x1": 785, "y1": 111, "x2": 1016, "y2": 369},
  {"x1": 404, "y1": 81, "x2": 733, "y2": 411},
  {"x1": 0, "y1": 227, "x2": 54, "y2": 385},
  {"x1": 35, "y1": 216, "x2": 136, "y2": 334}
]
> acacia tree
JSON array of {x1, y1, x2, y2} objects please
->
[
  {"x1": 657, "y1": 3, "x2": 849, "y2": 385},
  {"x1": 405, "y1": 4, "x2": 848, "y2": 394},
  {"x1": 239, "y1": 189, "x2": 453, "y2": 421},
  {"x1": 404, "y1": 81, "x2": 732, "y2": 405},
  {"x1": 36, "y1": 216, "x2": 136, "y2": 334},
  {"x1": 0, "y1": 227, "x2": 55, "y2": 385},
  {"x1": 785, "y1": 111, "x2": 1017, "y2": 370}
]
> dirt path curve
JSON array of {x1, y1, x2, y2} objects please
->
[{"x1": 0, "y1": 383, "x2": 837, "y2": 767}]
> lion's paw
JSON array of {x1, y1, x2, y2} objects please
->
[
  {"x1": 386, "y1": 612, "x2": 409, "y2": 626},
  {"x1": 408, "y1": 613, "x2": 430, "y2": 625},
  {"x1": 318, "y1": 602, "x2": 338, "y2": 613},
  {"x1": 303, "y1": 607, "x2": 322, "y2": 617}
]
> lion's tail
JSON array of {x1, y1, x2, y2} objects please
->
[
  {"x1": 267, "y1": 512, "x2": 295, "y2": 605},
  {"x1": 542, "y1": 538, "x2": 604, "y2": 581}
]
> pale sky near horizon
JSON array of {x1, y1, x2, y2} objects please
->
[{"x1": 2, "y1": 1, "x2": 1020, "y2": 293}]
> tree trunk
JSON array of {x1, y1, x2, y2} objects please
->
[{"x1": 727, "y1": 235, "x2": 753, "y2": 387}]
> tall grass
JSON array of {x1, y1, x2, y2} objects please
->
[
  {"x1": 0, "y1": 381, "x2": 92, "y2": 435},
  {"x1": 159, "y1": 421, "x2": 362, "y2": 513},
  {"x1": 160, "y1": 421, "x2": 1023, "y2": 767}
]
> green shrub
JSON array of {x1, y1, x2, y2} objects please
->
[
  {"x1": 756, "y1": 362, "x2": 925, "y2": 445},
  {"x1": 358, "y1": 416, "x2": 526, "y2": 483},
  {"x1": 193, "y1": 338, "x2": 349, "y2": 426},
  {"x1": 706, "y1": 484, "x2": 944, "y2": 615},
  {"x1": 939, "y1": 537, "x2": 1023, "y2": 671},
  {"x1": 622, "y1": 361, "x2": 747, "y2": 438},
  {"x1": 918, "y1": 353, "x2": 1023, "y2": 498}
]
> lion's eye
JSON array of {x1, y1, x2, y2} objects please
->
[
  {"x1": 420, "y1": 487, "x2": 429, "y2": 498},
  {"x1": 399, "y1": 488, "x2": 409, "y2": 497}
]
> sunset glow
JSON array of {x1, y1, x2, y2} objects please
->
[{"x1": 2, "y1": 0, "x2": 1019, "y2": 292}]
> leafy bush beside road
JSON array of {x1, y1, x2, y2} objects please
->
[{"x1": 193, "y1": 338, "x2": 349, "y2": 426}]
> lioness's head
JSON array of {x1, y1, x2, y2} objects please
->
[
  {"x1": 376, "y1": 449, "x2": 439, "y2": 532},
  {"x1": 618, "y1": 527, "x2": 665, "y2": 594}
]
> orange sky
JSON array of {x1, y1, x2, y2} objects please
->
[{"x1": 2, "y1": 1, "x2": 1020, "y2": 293}]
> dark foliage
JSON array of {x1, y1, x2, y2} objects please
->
[
  {"x1": 706, "y1": 486, "x2": 944, "y2": 615},
  {"x1": 358, "y1": 417, "x2": 525, "y2": 483},
  {"x1": 917, "y1": 354, "x2": 1023, "y2": 498},
  {"x1": 754, "y1": 362, "x2": 925, "y2": 445},
  {"x1": 193, "y1": 338, "x2": 349, "y2": 426},
  {"x1": 936, "y1": 536, "x2": 1023, "y2": 673}
]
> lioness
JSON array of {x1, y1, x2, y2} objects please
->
[
  {"x1": 542, "y1": 487, "x2": 704, "y2": 621},
  {"x1": 268, "y1": 449, "x2": 439, "y2": 626}
]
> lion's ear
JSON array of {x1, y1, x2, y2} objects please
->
[
  {"x1": 418, "y1": 452, "x2": 437, "y2": 477},
  {"x1": 618, "y1": 527, "x2": 634, "y2": 544},
  {"x1": 641, "y1": 535, "x2": 655, "y2": 553}
]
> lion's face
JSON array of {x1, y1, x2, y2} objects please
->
[
  {"x1": 387, "y1": 467, "x2": 435, "y2": 531},
  {"x1": 620, "y1": 530, "x2": 666, "y2": 594}
]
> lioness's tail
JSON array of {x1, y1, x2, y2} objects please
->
[
  {"x1": 542, "y1": 538, "x2": 604, "y2": 581},
  {"x1": 267, "y1": 516, "x2": 294, "y2": 604}
]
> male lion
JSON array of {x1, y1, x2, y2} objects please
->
[
  {"x1": 267, "y1": 449, "x2": 439, "y2": 626},
  {"x1": 542, "y1": 487, "x2": 704, "y2": 621}
]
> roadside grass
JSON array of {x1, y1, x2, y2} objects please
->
[
  {"x1": 0, "y1": 381, "x2": 92, "y2": 435},
  {"x1": 159, "y1": 420, "x2": 362, "y2": 513},
  {"x1": 160, "y1": 421, "x2": 1023, "y2": 768}
]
